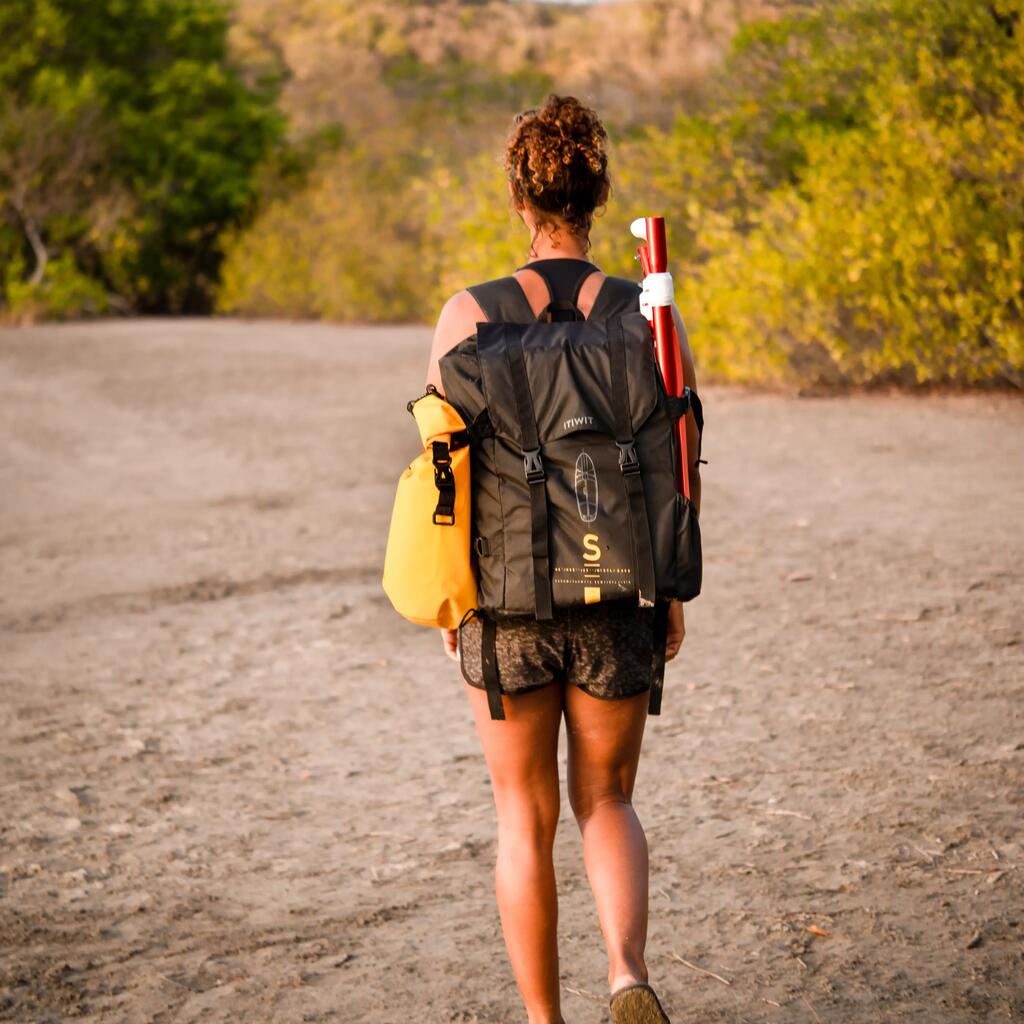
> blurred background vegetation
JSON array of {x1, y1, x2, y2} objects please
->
[{"x1": 1, "y1": 0, "x2": 1021, "y2": 387}]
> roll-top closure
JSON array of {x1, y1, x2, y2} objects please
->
[{"x1": 467, "y1": 313, "x2": 659, "y2": 447}]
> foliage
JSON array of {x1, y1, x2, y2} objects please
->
[
  {"x1": 217, "y1": 148, "x2": 428, "y2": 322},
  {"x1": 3, "y1": 251, "x2": 108, "y2": 323},
  {"x1": 0, "y1": 0, "x2": 283, "y2": 317},
  {"x1": 221, "y1": 0, "x2": 1021, "y2": 387},
  {"x1": 667, "y1": 0, "x2": 1024, "y2": 386},
  {"x1": 4, "y1": 0, "x2": 1022, "y2": 387}
]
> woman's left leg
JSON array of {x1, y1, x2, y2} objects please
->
[{"x1": 466, "y1": 681, "x2": 565, "y2": 1024}]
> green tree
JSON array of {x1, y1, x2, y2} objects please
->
[{"x1": 0, "y1": 0, "x2": 284, "y2": 315}]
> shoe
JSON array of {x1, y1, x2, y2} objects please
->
[{"x1": 609, "y1": 982, "x2": 671, "y2": 1024}]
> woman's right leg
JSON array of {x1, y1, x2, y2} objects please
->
[
  {"x1": 564, "y1": 685, "x2": 651, "y2": 995},
  {"x1": 466, "y1": 680, "x2": 566, "y2": 1024}
]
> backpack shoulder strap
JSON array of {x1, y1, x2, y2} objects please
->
[
  {"x1": 466, "y1": 276, "x2": 538, "y2": 324},
  {"x1": 589, "y1": 275, "x2": 642, "y2": 320}
]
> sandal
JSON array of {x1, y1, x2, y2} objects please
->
[{"x1": 609, "y1": 982, "x2": 671, "y2": 1024}]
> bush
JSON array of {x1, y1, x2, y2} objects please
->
[
  {"x1": 218, "y1": 150, "x2": 428, "y2": 322},
  {"x1": 2, "y1": 253, "x2": 109, "y2": 323},
  {"x1": 659, "y1": 0, "x2": 1024, "y2": 386}
]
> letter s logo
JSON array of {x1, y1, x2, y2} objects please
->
[{"x1": 583, "y1": 534, "x2": 601, "y2": 562}]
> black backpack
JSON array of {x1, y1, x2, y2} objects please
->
[{"x1": 439, "y1": 259, "x2": 702, "y2": 718}]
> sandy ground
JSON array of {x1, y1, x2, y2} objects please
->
[{"x1": 0, "y1": 318, "x2": 1021, "y2": 1024}]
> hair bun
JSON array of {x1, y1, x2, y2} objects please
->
[{"x1": 505, "y1": 94, "x2": 610, "y2": 239}]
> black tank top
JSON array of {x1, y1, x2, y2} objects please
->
[
  {"x1": 466, "y1": 262, "x2": 640, "y2": 324},
  {"x1": 516, "y1": 258, "x2": 598, "y2": 308},
  {"x1": 515, "y1": 258, "x2": 640, "y2": 321}
]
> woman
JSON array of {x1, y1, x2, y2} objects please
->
[{"x1": 425, "y1": 95, "x2": 701, "y2": 1024}]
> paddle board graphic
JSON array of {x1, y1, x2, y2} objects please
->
[{"x1": 574, "y1": 451, "x2": 599, "y2": 523}]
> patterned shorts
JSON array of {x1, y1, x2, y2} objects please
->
[{"x1": 458, "y1": 599, "x2": 659, "y2": 702}]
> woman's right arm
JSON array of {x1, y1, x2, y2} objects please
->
[
  {"x1": 426, "y1": 290, "x2": 484, "y2": 392},
  {"x1": 427, "y1": 290, "x2": 484, "y2": 662}
]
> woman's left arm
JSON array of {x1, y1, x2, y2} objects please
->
[{"x1": 671, "y1": 303, "x2": 701, "y2": 517}]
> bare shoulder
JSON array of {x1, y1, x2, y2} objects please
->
[
  {"x1": 426, "y1": 289, "x2": 485, "y2": 391},
  {"x1": 437, "y1": 289, "x2": 483, "y2": 342}
]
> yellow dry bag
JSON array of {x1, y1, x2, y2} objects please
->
[{"x1": 382, "y1": 387, "x2": 477, "y2": 629}]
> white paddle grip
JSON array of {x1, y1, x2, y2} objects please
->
[{"x1": 639, "y1": 271, "x2": 674, "y2": 319}]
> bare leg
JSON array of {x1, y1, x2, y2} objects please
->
[
  {"x1": 564, "y1": 686, "x2": 650, "y2": 995},
  {"x1": 466, "y1": 682, "x2": 566, "y2": 1024}
]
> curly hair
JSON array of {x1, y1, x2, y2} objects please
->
[{"x1": 504, "y1": 94, "x2": 610, "y2": 248}]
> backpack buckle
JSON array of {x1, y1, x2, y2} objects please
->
[
  {"x1": 616, "y1": 441, "x2": 640, "y2": 475},
  {"x1": 522, "y1": 447, "x2": 545, "y2": 484}
]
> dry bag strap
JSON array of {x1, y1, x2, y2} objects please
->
[
  {"x1": 649, "y1": 598, "x2": 670, "y2": 715},
  {"x1": 431, "y1": 440, "x2": 456, "y2": 525},
  {"x1": 505, "y1": 325, "x2": 554, "y2": 621},
  {"x1": 480, "y1": 614, "x2": 505, "y2": 720},
  {"x1": 429, "y1": 428, "x2": 471, "y2": 527},
  {"x1": 609, "y1": 318, "x2": 658, "y2": 609}
]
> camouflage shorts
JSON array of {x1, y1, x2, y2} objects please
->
[{"x1": 458, "y1": 599, "x2": 658, "y2": 702}]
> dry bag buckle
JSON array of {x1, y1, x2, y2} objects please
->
[
  {"x1": 432, "y1": 440, "x2": 452, "y2": 472},
  {"x1": 522, "y1": 447, "x2": 545, "y2": 485},
  {"x1": 432, "y1": 440, "x2": 456, "y2": 525},
  {"x1": 616, "y1": 441, "x2": 640, "y2": 476}
]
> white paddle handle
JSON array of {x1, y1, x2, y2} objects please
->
[{"x1": 639, "y1": 271, "x2": 674, "y2": 319}]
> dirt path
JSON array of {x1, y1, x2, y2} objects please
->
[{"x1": 1, "y1": 319, "x2": 1021, "y2": 1023}]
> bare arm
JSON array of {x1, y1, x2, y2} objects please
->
[
  {"x1": 427, "y1": 290, "x2": 484, "y2": 660},
  {"x1": 665, "y1": 303, "x2": 701, "y2": 662},
  {"x1": 426, "y1": 289, "x2": 484, "y2": 392}
]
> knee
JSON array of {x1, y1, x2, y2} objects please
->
[
  {"x1": 568, "y1": 783, "x2": 631, "y2": 828},
  {"x1": 492, "y1": 787, "x2": 560, "y2": 851}
]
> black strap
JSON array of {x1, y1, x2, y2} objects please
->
[
  {"x1": 649, "y1": 599, "x2": 670, "y2": 715},
  {"x1": 665, "y1": 389, "x2": 706, "y2": 465},
  {"x1": 608, "y1": 317, "x2": 658, "y2": 609},
  {"x1": 505, "y1": 324, "x2": 554, "y2": 621},
  {"x1": 571, "y1": 267, "x2": 599, "y2": 306},
  {"x1": 589, "y1": 275, "x2": 641, "y2": 320},
  {"x1": 480, "y1": 614, "x2": 506, "y2": 720},
  {"x1": 689, "y1": 389, "x2": 705, "y2": 463},
  {"x1": 431, "y1": 440, "x2": 456, "y2": 525},
  {"x1": 664, "y1": 392, "x2": 690, "y2": 421},
  {"x1": 467, "y1": 277, "x2": 537, "y2": 324},
  {"x1": 542, "y1": 299, "x2": 584, "y2": 323}
]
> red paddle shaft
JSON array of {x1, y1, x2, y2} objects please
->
[{"x1": 637, "y1": 216, "x2": 690, "y2": 498}]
